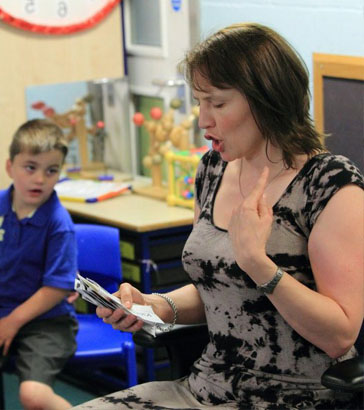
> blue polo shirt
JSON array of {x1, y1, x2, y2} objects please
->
[{"x1": 0, "y1": 185, "x2": 77, "y2": 320}]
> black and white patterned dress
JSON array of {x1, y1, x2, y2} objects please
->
[
  {"x1": 183, "y1": 151, "x2": 363, "y2": 409},
  {"x1": 73, "y1": 151, "x2": 363, "y2": 410}
]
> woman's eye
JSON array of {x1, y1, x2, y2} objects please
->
[{"x1": 213, "y1": 103, "x2": 224, "y2": 108}]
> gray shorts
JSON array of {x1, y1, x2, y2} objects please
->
[{"x1": 0, "y1": 314, "x2": 78, "y2": 386}]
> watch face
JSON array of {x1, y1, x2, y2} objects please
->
[{"x1": 0, "y1": 0, "x2": 121, "y2": 35}]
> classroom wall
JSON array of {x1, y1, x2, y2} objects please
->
[
  {"x1": 199, "y1": 0, "x2": 364, "y2": 109},
  {"x1": 1, "y1": 1, "x2": 362, "y2": 188},
  {"x1": 0, "y1": 5, "x2": 124, "y2": 189}
]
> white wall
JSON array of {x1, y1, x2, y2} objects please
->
[{"x1": 199, "y1": 0, "x2": 364, "y2": 111}]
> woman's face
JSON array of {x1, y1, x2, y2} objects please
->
[{"x1": 193, "y1": 71, "x2": 264, "y2": 162}]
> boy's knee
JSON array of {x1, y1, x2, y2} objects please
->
[{"x1": 19, "y1": 381, "x2": 52, "y2": 410}]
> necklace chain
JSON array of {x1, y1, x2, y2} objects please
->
[{"x1": 238, "y1": 159, "x2": 286, "y2": 199}]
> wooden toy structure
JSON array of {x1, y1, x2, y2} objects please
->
[
  {"x1": 133, "y1": 99, "x2": 200, "y2": 200},
  {"x1": 165, "y1": 146, "x2": 209, "y2": 209},
  {"x1": 31, "y1": 96, "x2": 106, "y2": 173}
]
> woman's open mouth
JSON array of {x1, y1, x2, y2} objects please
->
[{"x1": 205, "y1": 134, "x2": 223, "y2": 153}]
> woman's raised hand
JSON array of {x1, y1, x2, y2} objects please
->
[
  {"x1": 228, "y1": 167, "x2": 274, "y2": 272},
  {"x1": 96, "y1": 282, "x2": 146, "y2": 332}
]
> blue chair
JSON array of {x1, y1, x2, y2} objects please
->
[{"x1": 67, "y1": 223, "x2": 138, "y2": 389}]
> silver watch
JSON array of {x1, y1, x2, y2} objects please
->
[{"x1": 256, "y1": 267, "x2": 284, "y2": 295}]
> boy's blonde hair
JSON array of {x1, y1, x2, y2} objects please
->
[{"x1": 9, "y1": 119, "x2": 68, "y2": 162}]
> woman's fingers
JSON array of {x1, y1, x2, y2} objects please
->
[
  {"x1": 112, "y1": 318, "x2": 144, "y2": 332},
  {"x1": 118, "y1": 283, "x2": 134, "y2": 309},
  {"x1": 258, "y1": 193, "x2": 273, "y2": 219},
  {"x1": 119, "y1": 282, "x2": 145, "y2": 309},
  {"x1": 97, "y1": 283, "x2": 146, "y2": 332},
  {"x1": 98, "y1": 306, "x2": 138, "y2": 329},
  {"x1": 96, "y1": 306, "x2": 113, "y2": 318},
  {"x1": 105, "y1": 309, "x2": 144, "y2": 332},
  {"x1": 98, "y1": 283, "x2": 146, "y2": 331}
]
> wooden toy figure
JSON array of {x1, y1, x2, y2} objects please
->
[
  {"x1": 31, "y1": 96, "x2": 106, "y2": 172},
  {"x1": 132, "y1": 99, "x2": 200, "y2": 201}
]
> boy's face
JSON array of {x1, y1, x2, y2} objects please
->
[{"x1": 6, "y1": 149, "x2": 64, "y2": 214}]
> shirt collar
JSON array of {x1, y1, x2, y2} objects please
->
[
  {"x1": 12, "y1": 201, "x2": 36, "y2": 218},
  {"x1": 30, "y1": 191, "x2": 58, "y2": 226}
]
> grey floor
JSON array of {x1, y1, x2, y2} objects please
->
[{"x1": 3, "y1": 372, "x2": 98, "y2": 410}]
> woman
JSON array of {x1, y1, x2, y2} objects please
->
[{"x1": 75, "y1": 23, "x2": 363, "y2": 409}]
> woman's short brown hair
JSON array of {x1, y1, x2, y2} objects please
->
[{"x1": 180, "y1": 22, "x2": 324, "y2": 168}]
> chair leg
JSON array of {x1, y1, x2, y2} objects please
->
[{"x1": 125, "y1": 341, "x2": 138, "y2": 387}]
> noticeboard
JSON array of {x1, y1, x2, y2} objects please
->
[{"x1": 313, "y1": 53, "x2": 364, "y2": 172}]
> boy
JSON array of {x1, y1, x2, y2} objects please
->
[{"x1": 0, "y1": 119, "x2": 78, "y2": 410}]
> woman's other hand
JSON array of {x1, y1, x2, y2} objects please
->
[{"x1": 228, "y1": 167, "x2": 273, "y2": 272}]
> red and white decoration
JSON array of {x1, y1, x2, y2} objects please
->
[{"x1": 0, "y1": 0, "x2": 122, "y2": 35}]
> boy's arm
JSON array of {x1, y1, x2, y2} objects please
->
[
  {"x1": 0, "y1": 286, "x2": 70, "y2": 355},
  {"x1": 9, "y1": 286, "x2": 70, "y2": 325}
]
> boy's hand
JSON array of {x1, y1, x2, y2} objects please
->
[
  {"x1": 0, "y1": 316, "x2": 21, "y2": 356},
  {"x1": 66, "y1": 291, "x2": 79, "y2": 304}
]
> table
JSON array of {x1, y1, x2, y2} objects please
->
[{"x1": 61, "y1": 191, "x2": 194, "y2": 232}]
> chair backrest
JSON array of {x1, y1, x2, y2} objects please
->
[{"x1": 74, "y1": 223, "x2": 122, "y2": 293}]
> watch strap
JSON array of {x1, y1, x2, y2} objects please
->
[{"x1": 256, "y1": 267, "x2": 284, "y2": 295}]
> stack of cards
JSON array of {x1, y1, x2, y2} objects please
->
[{"x1": 75, "y1": 274, "x2": 170, "y2": 336}]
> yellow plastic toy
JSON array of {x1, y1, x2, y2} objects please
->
[
  {"x1": 132, "y1": 100, "x2": 200, "y2": 200},
  {"x1": 165, "y1": 146, "x2": 209, "y2": 209}
]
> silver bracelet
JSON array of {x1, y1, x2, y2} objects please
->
[
  {"x1": 152, "y1": 292, "x2": 177, "y2": 331},
  {"x1": 256, "y1": 267, "x2": 284, "y2": 295}
]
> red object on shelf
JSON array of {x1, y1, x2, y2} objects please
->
[
  {"x1": 31, "y1": 101, "x2": 46, "y2": 110},
  {"x1": 43, "y1": 107, "x2": 55, "y2": 117},
  {"x1": 150, "y1": 107, "x2": 163, "y2": 120},
  {"x1": 133, "y1": 112, "x2": 145, "y2": 126}
]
